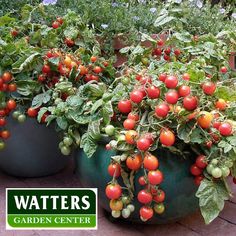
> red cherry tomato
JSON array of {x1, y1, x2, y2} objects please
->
[
  {"x1": 160, "y1": 129, "x2": 175, "y2": 146},
  {"x1": 123, "y1": 118, "x2": 136, "y2": 130},
  {"x1": 108, "y1": 163, "x2": 121, "y2": 178},
  {"x1": 148, "y1": 170, "x2": 164, "y2": 185},
  {"x1": 27, "y1": 108, "x2": 38, "y2": 117},
  {"x1": 0, "y1": 117, "x2": 6, "y2": 126},
  {"x1": 105, "y1": 184, "x2": 122, "y2": 200},
  {"x1": 137, "y1": 190, "x2": 152, "y2": 204},
  {"x1": 164, "y1": 47, "x2": 171, "y2": 55},
  {"x1": 202, "y1": 81, "x2": 216, "y2": 95},
  {"x1": 130, "y1": 90, "x2": 144, "y2": 103},
  {"x1": 8, "y1": 83, "x2": 17, "y2": 92},
  {"x1": 183, "y1": 96, "x2": 198, "y2": 111},
  {"x1": 190, "y1": 164, "x2": 203, "y2": 176},
  {"x1": 218, "y1": 122, "x2": 232, "y2": 136},
  {"x1": 165, "y1": 76, "x2": 178, "y2": 89},
  {"x1": 52, "y1": 21, "x2": 60, "y2": 29},
  {"x1": 157, "y1": 39, "x2": 164, "y2": 46},
  {"x1": 165, "y1": 90, "x2": 179, "y2": 104},
  {"x1": 138, "y1": 176, "x2": 147, "y2": 186},
  {"x1": 137, "y1": 138, "x2": 151, "y2": 151},
  {"x1": 174, "y1": 49, "x2": 181, "y2": 56},
  {"x1": 125, "y1": 130, "x2": 138, "y2": 145},
  {"x1": 194, "y1": 175, "x2": 204, "y2": 186},
  {"x1": 153, "y1": 189, "x2": 165, "y2": 203},
  {"x1": 195, "y1": 155, "x2": 207, "y2": 169},
  {"x1": 140, "y1": 206, "x2": 154, "y2": 220},
  {"x1": 147, "y1": 86, "x2": 160, "y2": 99},
  {"x1": 220, "y1": 66, "x2": 228, "y2": 73},
  {"x1": 2, "y1": 72, "x2": 12, "y2": 82},
  {"x1": 93, "y1": 66, "x2": 103, "y2": 74},
  {"x1": 126, "y1": 154, "x2": 142, "y2": 170},
  {"x1": 143, "y1": 153, "x2": 159, "y2": 170},
  {"x1": 118, "y1": 100, "x2": 132, "y2": 114},
  {"x1": 159, "y1": 73, "x2": 167, "y2": 82},
  {"x1": 7, "y1": 99, "x2": 16, "y2": 110},
  {"x1": 1, "y1": 130, "x2": 10, "y2": 139},
  {"x1": 128, "y1": 112, "x2": 139, "y2": 121},
  {"x1": 178, "y1": 85, "x2": 191, "y2": 97},
  {"x1": 42, "y1": 64, "x2": 51, "y2": 74},
  {"x1": 155, "y1": 103, "x2": 170, "y2": 118},
  {"x1": 182, "y1": 73, "x2": 190, "y2": 81}
]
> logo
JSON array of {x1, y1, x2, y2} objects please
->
[{"x1": 6, "y1": 188, "x2": 97, "y2": 230}]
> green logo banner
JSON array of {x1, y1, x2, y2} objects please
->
[{"x1": 6, "y1": 188, "x2": 97, "y2": 230}]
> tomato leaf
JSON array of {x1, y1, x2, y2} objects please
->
[
  {"x1": 80, "y1": 133, "x2": 97, "y2": 158},
  {"x1": 196, "y1": 179, "x2": 230, "y2": 224},
  {"x1": 88, "y1": 120, "x2": 101, "y2": 140},
  {"x1": 11, "y1": 52, "x2": 42, "y2": 73},
  {"x1": 102, "y1": 101, "x2": 113, "y2": 125},
  {"x1": 91, "y1": 99, "x2": 103, "y2": 114},
  {"x1": 32, "y1": 90, "x2": 51, "y2": 108},
  {"x1": 177, "y1": 120, "x2": 196, "y2": 143},
  {"x1": 154, "y1": 15, "x2": 175, "y2": 27},
  {"x1": 56, "y1": 116, "x2": 68, "y2": 130}
]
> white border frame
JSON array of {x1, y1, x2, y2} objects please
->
[{"x1": 6, "y1": 188, "x2": 98, "y2": 230}]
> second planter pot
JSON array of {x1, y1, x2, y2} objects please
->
[
  {"x1": 75, "y1": 145, "x2": 199, "y2": 224},
  {"x1": 0, "y1": 117, "x2": 70, "y2": 177}
]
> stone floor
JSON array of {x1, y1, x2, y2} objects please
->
[{"x1": 1, "y1": 161, "x2": 236, "y2": 236}]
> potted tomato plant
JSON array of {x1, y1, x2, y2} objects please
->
[
  {"x1": 76, "y1": 32, "x2": 236, "y2": 224},
  {"x1": 0, "y1": 5, "x2": 114, "y2": 177}
]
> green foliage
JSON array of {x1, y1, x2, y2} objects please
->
[{"x1": 196, "y1": 179, "x2": 230, "y2": 224}]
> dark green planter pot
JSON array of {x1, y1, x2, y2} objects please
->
[
  {"x1": 76, "y1": 145, "x2": 199, "y2": 224},
  {"x1": 0, "y1": 118, "x2": 70, "y2": 177}
]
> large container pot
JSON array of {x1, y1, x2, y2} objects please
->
[
  {"x1": 75, "y1": 145, "x2": 199, "y2": 224},
  {"x1": 0, "y1": 118, "x2": 69, "y2": 177}
]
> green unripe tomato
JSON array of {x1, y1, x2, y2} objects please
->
[
  {"x1": 59, "y1": 141, "x2": 64, "y2": 149},
  {"x1": 141, "y1": 57, "x2": 149, "y2": 65},
  {"x1": 12, "y1": 111, "x2": 21, "y2": 119},
  {"x1": 154, "y1": 203, "x2": 165, "y2": 214},
  {"x1": 122, "y1": 196, "x2": 131, "y2": 205},
  {"x1": 18, "y1": 114, "x2": 26, "y2": 123},
  {"x1": 0, "y1": 141, "x2": 5, "y2": 150},
  {"x1": 63, "y1": 137, "x2": 73, "y2": 146},
  {"x1": 0, "y1": 102, "x2": 6, "y2": 109},
  {"x1": 211, "y1": 159, "x2": 218, "y2": 165},
  {"x1": 122, "y1": 208, "x2": 131, "y2": 218},
  {"x1": 105, "y1": 125, "x2": 115, "y2": 136},
  {"x1": 206, "y1": 164, "x2": 214, "y2": 175},
  {"x1": 221, "y1": 166, "x2": 230, "y2": 177},
  {"x1": 111, "y1": 210, "x2": 121, "y2": 218},
  {"x1": 60, "y1": 146, "x2": 71, "y2": 156},
  {"x1": 211, "y1": 167, "x2": 222, "y2": 178},
  {"x1": 225, "y1": 161, "x2": 233, "y2": 168},
  {"x1": 121, "y1": 77, "x2": 130, "y2": 85},
  {"x1": 55, "y1": 98, "x2": 62, "y2": 105},
  {"x1": 127, "y1": 204, "x2": 135, "y2": 212}
]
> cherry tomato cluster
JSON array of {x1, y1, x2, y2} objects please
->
[
  {"x1": 190, "y1": 155, "x2": 208, "y2": 185},
  {"x1": 152, "y1": 39, "x2": 181, "y2": 62},
  {"x1": 0, "y1": 72, "x2": 17, "y2": 92},
  {"x1": 52, "y1": 17, "x2": 64, "y2": 29},
  {"x1": 106, "y1": 152, "x2": 165, "y2": 221},
  {"x1": 40, "y1": 51, "x2": 110, "y2": 88},
  {"x1": 206, "y1": 159, "x2": 232, "y2": 179}
]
